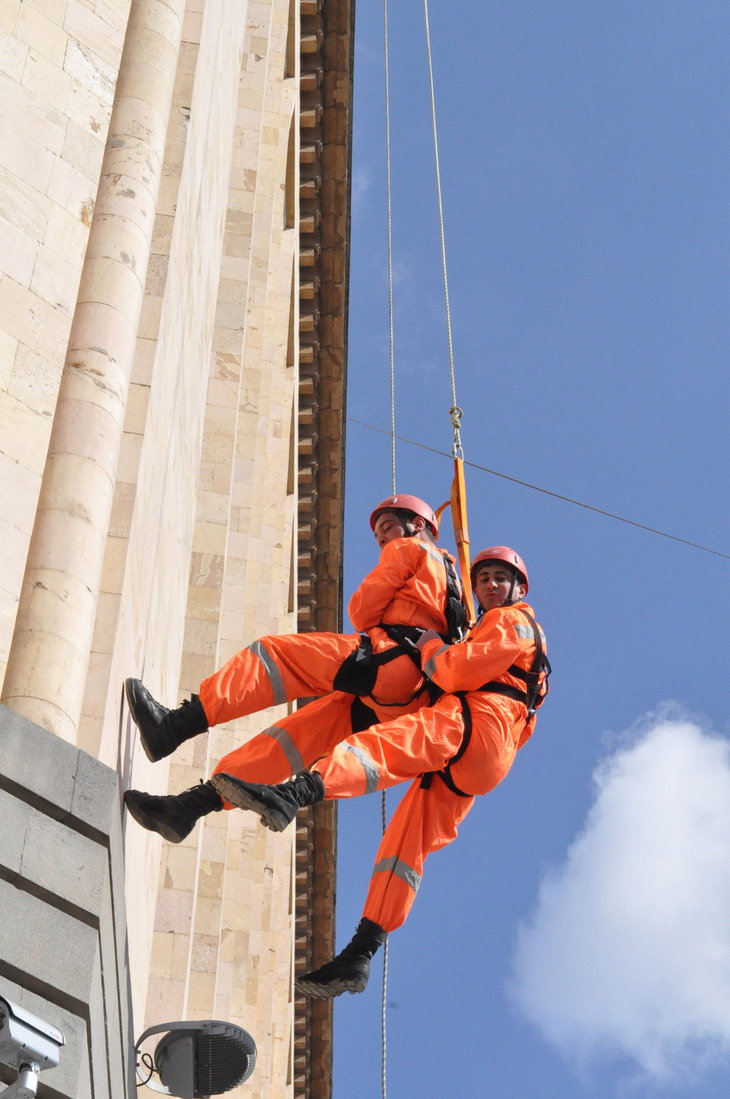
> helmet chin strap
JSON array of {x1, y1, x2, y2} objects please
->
[
  {"x1": 400, "y1": 514, "x2": 421, "y2": 539},
  {"x1": 504, "y1": 573, "x2": 517, "y2": 605}
]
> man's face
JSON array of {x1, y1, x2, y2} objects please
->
[
  {"x1": 373, "y1": 510, "x2": 410, "y2": 548},
  {"x1": 473, "y1": 562, "x2": 526, "y2": 611}
]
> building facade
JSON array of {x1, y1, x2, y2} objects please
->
[{"x1": 0, "y1": 0, "x2": 353, "y2": 1092}]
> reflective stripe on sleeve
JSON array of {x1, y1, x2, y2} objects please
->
[
  {"x1": 248, "y1": 640, "x2": 287, "y2": 705},
  {"x1": 513, "y1": 622, "x2": 547, "y2": 646},
  {"x1": 371, "y1": 855, "x2": 421, "y2": 893},
  {"x1": 262, "y1": 725, "x2": 303, "y2": 774},
  {"x1": 423, "y1": 643, "x2": 451, "y2": 679},
  {"x1": 345, "y1": 744, "x2": 379, "y2": 794},
  {"x1": 421, "y1": 542, "x2": 447, "y2": 566}
]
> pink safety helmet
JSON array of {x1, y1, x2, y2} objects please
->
[
  {"x1": 369, "y1": 495, "x2": 439, "y2": 537},
  {"x1": 470, "y1": 546, "x2": 529, "y2": 593}
]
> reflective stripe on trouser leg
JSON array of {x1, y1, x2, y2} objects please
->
[
  {"x1": 362, "y1": 775, "x2": 474, "y2": 932},
  {"x1": 313, "y1": 739, "x2": 383, "y2": 798},
  {"x1": 248, "y1": 640, "x2": 287, "y2": 705},
  {"x1": 198, "y1": 632, "x2": 360, "y2": 726},
  {"x1": 371, "y1": 855, "x2": 421, "y2": 892},
  {"x1": 343, "y1": 745, "x2": 379, "y2": 793},
  {"x1": 212, "y1": 692, "x2": 367, "y2": 807},
  {"x1": 316, "y1": 693, "x2": 468, "y2": 798}
]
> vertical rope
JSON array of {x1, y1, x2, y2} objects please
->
[
  {"x1": 380, "y1": 787, "x2": 389, "y2": 1099},
  {"x1": 382, "y1": 4, "x2": 392, "y2": 1095},
  {"x1": 384, "y1": 0, "x2": 396, "y2": 494},
  {"x1": 422, "y1": 0, "x2": 463, "y2": 458}
]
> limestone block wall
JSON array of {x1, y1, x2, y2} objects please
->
[
  {"x1": 85, "y1": 5, "x2": 302, "y2": 1091},
  {"x1": 0, "y1": 0, "x2": 351, "y2": 1091},
  {"x1": 0, "y1": 0, "x2": 131, "y2": 691}
]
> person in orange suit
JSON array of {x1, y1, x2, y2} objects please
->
[
  {"x1": 123, "y1": 495, "x2": 466, "y2": 840},
  {"x1": 212, "y1": 546, "x2": 550, "y2": 998}
]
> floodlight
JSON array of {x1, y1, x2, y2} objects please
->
[
  {"x1": 0, "y1": 998, "x2": 65, "y2": 1098},
  {"x1": 135, "y1": 1020, "x2": 256, "y2": 1098}
]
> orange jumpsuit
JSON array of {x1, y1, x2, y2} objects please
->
[
  {"x1": 311, "y1": 600, "x2": 548, "y2": 932},
  {"x1": 208, "y1": 537, "x2": 460, "y2": 787}
]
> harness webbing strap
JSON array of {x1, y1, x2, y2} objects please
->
[
  {"x1": 420, "y1": 611, "x2": 550, "y2": 795},
  {"x1": 512, "y1": 608, "x2": 549, "y2": 716},
  {"x1": 378, "y1": 624, "x2": 426, "y2": 669},
  {"x1": 448, "y1": 692, "x2": 472, "y2": 766},
  {"x1": 441, "y1": 550, "x2": 468, "y2": 641},
  {"x1": 419, "y1": 692, "x2": 472, "y2": 798},
  {"x1": 378, "y1": 624, "x2": 443, "y2": 704},
  {"x1": 477, "y1": 681, "x2": 529, "y2": 705}
]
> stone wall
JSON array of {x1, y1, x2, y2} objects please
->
[
  {"x1": 0, "y1": 704, "x2": 133, "y2": 1099},
  {"x1": 0, "y1": 0, "x2": 131, "y2": 693},
  {"x1": 0, "y1": 0, "x2": 351, "y2": 1092}
]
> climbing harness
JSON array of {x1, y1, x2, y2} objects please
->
[
  {"x1": 420, "y1": 609, "x2": 551, "y2": 798},
  {"x1": 418, "y1": 692, "x2": 473, "y2": 797},
  {"x1": 479, "y1": 608, "x2": 551, "y2": 720},
  {"x1": 332, "y1": 546, "x2": 466, "y2": 706},
  {"x1": 441, "y1": 551, "x2": 469, "y2": 642},
  {"x1": 332, "y1": 630, "x2": 424, "y2": 706}
]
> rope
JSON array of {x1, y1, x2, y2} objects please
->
[
  {"x1": 381, "y1": 6, "x2": 393, "y2": 1094},
  {"x1": 423, "y1": 0, "x2": 460, "y2": 459},
  {"x1": 380, "y1": 788, "x2": 389, "y2": 1099},
  {"x1": 348, "y1": 417, "x2": 730, "y2": 561},
  {"x1": 383, "y1": 0, "x2": 396, "y2": 495},
  {"x1": 375, "y1": 8, "x2": 462, "y2": 1093}
]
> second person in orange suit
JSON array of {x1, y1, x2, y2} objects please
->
[{"x1": 212, "y1": 546, "x2": 550, "y2": 998}]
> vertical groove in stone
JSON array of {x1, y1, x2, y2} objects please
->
[{"x1": 1, "y1": 0, "x2": 186, "y2": 743}]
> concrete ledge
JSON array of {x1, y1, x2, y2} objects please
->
[{"x1": 0, "y1": 704, "x2": 133, "y2": 1099}]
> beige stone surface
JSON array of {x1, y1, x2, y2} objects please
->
[
  {"x1": 16, "y1": 3, "x2": 68, "y2": 67},
  {"x1": 22, "y1": 49, "x2": 72, "y2": 110},
  {"x1": 0, "y1": 0, "x2": 330, "y2": 1088}
]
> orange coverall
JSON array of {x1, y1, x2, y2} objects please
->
[
  {"x1": 208, "y1": 537, "x2": 459, "y2": 786},
  {"x1": 310, "y1": 600, "x2": 548, "y2": 932}
]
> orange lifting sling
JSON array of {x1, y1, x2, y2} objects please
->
[{"x1": 435, "y1": 455, "x2": 476, "y2": 629}]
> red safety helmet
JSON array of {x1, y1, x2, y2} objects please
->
[
  {"x1": 369, "y1": 494, "x2": 439, "y2": 537},
  {"x1": 470, "y1": 546, "x2": 529, "y2": 593}
]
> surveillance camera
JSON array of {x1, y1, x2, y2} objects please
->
[{"x1": 0, "y1": 998, "x2": 65, "y2": 1073}]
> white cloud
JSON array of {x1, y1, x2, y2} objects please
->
[
  {"x1": 510, "y1": 710, "x2": 730, "y2": 1087},
  {"x1": 351, "y1": 166, "x2": 372, "y2": 216}
]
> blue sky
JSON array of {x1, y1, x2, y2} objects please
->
[{"x1": 332, "y1": 4, "x2": 730, "y2": 1097}]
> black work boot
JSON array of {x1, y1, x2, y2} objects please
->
[
  {"x1": 296, "y1": 918, "x2": 387, "y2": 998},
  {"x1": 124, "y1": 781, "x2": 223, "y2": 843},
  {"x1": 210, "y1": 770, "x2": 325, "y2": 832},
  {"x1": 125, "y1": 678, "x2": 209, "y2": 762}
]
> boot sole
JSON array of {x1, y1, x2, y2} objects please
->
[
  {"x1": 124, "y1": 794, "x2": 186, "y2": 844},
  {"x1": 125, "y1": 679, "x2": 167, "y2": 763},
  {"x1": 296, "y1": 974, "x2": 368, "y2": 999},
  {"x1": 211, "y1": 774, "x2": 291, "y2": 832}
]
